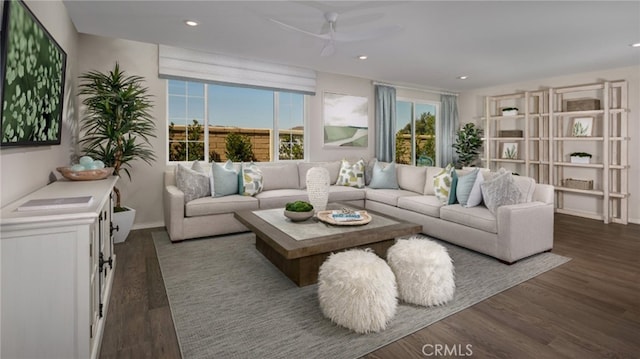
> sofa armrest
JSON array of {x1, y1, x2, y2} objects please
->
[
  {"x1": 163, "y1": 185, "x2": 185, "y2": 241},
  {"x1": 496, "y1": 201, "x2": 554, "y2": 263}
]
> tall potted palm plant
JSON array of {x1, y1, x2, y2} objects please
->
[{"x1": 78, "y1": 62, "x2": 156, "y2": 243}]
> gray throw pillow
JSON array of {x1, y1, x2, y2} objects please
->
[
  {"x1": 480, "y1": 170, "x2": 524, "y2": 215},
  {"x1": 176, "y1": 164, "x2": 211, "y2": 202}
]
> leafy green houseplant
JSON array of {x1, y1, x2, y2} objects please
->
[
  {"x1": 78, "y1": 63, "x2": 156, "y2": 242},
  {"x1": 452, "y1": 123, "x2": 483, "y2": 168},
  {"x1": 78, "y1": 63, "x2": 156, "y2": 210}
]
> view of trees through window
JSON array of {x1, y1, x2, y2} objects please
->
[
  {"x1": 167, "y1": 80, "x2": 305, "y2": 162},
  {"x1": 396, "y1": 101, "x2": 438, "y2": 166}
]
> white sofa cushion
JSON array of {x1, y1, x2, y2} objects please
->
[
  {"x1": 397, "y1": 195, "x2": 443, "y2": 218},
  {"x1": 397, "y1": 164, "x2": 427, "y2": 194},
  {"x1": 328, "y1": 186, "x2": 366, "y2": 202},
  {"x1": 298, "y1": 161, "x2": 341, "y2": 188},
  {"x1": 440, "y1": 204, "x2": 498, "y2": 234},
  {"x1": 186, "y1": 195, "x2": 258, "y2": 217},
  {"x1": 259, "y1": 164, "x2": 299, "y2": 191},
  {"x1": 254, "y1": 189, "x2": 308, "y2": 209},
  {"x1": 423, "y1": 166, "x2": 442, "y2": 195},
  {"x1": 513, "y1": 176, "x2": 536, "y2": 202},
  {"x1": 365, "y1": 188, "x2": 417, "y2": 206}
]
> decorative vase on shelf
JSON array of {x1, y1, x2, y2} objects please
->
[{"x1": 306, "y1": 167, "x2": 330, "y2": 212}]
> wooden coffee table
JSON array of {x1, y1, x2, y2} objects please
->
[{"x1": 234, "y1": 204, "x2": 421, "y2": 286}]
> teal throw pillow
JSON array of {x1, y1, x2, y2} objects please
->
[
  {"x1": 448, "y1": 170, "x2": 459, "y2": 205},
  {"x1": 211, "y1": 160, "x2": 239, "y2": 197},
  {"x1": 456, "y1": 168, "x2": 479, "y2": 206},
  {"x1": 465, "y1": 170, "x2": 485, "y2": 207},
  {"x1": 369, "y1": 161, "x2": 399, "y2": 189}
]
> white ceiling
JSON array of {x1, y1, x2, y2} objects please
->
[{"x1": 63, "y1": 1, "x2": 640, "y2": 92}]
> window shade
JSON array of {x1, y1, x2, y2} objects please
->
[{"x1": 158, "y1": 45, "x2": 317, "y2": 95}]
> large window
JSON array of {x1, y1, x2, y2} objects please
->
[
  {"x1": 396, "y1": 100, "x2": 439, "y2": 166},
  {"x1": 168, "y1": 80, "x2": 305, "y2": 163}
]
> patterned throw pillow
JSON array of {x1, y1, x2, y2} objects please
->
[
  {"x1": 433, "y1": 164, "x2": 456, "y2": 204},
  {"x1": 481, "y1": 170, "x2": 524, "y2": 215},
  {"x1": 211, "y1": 160, "x2": 239, "y2": 197},
  {"x1": 176, "y1": 163, "x2": 211, "y2": 202},
  {"x1": 239, "y1": 162, "x2": 264, "y2": 196},
  {"x1": 336, "y1": 159, "x2": 365, "y2": 188}
]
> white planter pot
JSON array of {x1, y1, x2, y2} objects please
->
[
  {"x1": 112, "y1": 206, "x2": 136, "y2": 243},
  {"x1": 570, "y1": 156, "x2": 591, "y2": 164}
]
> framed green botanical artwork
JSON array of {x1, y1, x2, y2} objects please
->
[{"x1": 0, "y1": 0, "x2": 67, "y2": 147}]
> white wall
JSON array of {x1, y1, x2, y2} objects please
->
[
  {"x1": 458, "y1": 65, "x2": 640, "y2": 224},
  {"x1": 77, "y1": 34, "x2": 166, "y2": 228},
  {"x1": 0, "y1": 0, "x2": 79, "y2": 207}
]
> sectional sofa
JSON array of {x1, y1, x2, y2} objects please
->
[{"x1": 163, "y1": 160, "x2": 554, "y2": 263}]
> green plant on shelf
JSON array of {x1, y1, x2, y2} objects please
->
[
  {"x1": 504, "y1": 146, "x2": 517, "y2": 159},
  {"x1": 570, "y1": 152, "x2": 592, "y2": 158},
  {"x1": 572, "y1": 122, "x2": 590, "y2": 136}
]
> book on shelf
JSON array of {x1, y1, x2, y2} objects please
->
[{"x1": 17, "y1": 196, "x2": 94, "y2": 212}]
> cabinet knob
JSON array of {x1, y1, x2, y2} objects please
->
[{"x1": 110, "y1": 223, "x2": 119, "y2": 236}]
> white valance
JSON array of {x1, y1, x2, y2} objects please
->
[{"x1": 158, "y1": 45, "x2": 317, "y2": 95}]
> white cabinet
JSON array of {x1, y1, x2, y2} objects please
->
[
  {"x1": 482, "y1": 80, "x2": 629, "y2": 224},
  {"x1": 0, "y1": 176, "x2": 117, "y2": 359}
]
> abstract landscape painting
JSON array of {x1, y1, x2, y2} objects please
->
[{"x1": 323, "y1": 92, "x2": 368, "y2": 147}]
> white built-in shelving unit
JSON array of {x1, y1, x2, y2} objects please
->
[{"x1": 482, "y1": 80, "x2": 629, "y2": 224}]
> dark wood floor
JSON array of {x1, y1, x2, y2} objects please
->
[{"x1": 99, "y1": 214, "x2": 640, "y2": 359}]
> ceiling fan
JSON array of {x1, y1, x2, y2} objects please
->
[{"x1": 269, "y1": 12, "x2": 401, "y2": 56}]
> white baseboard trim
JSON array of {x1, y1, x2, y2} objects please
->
[
  {"x1": 132, "y1": 221, "x2": 165, "y2": 231},
  {"x1": 629, "y1": 217, "x2": 640, "y2": 225}
]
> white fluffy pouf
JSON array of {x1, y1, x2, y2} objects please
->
[
  {"x1": 387, "y1": 236, "x2": 455, "y2": 307},
  {"x1": 318, "y1": 249, "x2": 397, "y2": 334}
]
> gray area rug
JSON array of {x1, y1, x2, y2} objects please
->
[{"x1": 153, "y1": 231, "x2": 570, "y2": 359}]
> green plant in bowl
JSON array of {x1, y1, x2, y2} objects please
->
[{"x1": 284, "y1": 201, "x2": 314, "y2": 222}]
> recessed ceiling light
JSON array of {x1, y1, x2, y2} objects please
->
[
  {"x1": 185, "y1": 20, "x2": 199, "y2": 27},
  {"x1": 358, "y1": 55, "x2": 368, "y2": 60},
  {"x1": 631, "y1": 42, "x2": 640, "y2": 48},
  {"x1": 458, "y1": 76, "x2": 468, "y2": 80}
]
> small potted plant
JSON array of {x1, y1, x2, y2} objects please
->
[
  {"x1": 501, "y1": 107, "x2": 519, "y2": 116},
  {"x1": 570, "y1": 152, "x2": 592, "y2": 164},
  {"x1": 284, "y1": 201, "x2": 314, "y2": 222}
]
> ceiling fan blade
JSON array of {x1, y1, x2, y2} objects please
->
[
  {"x1": 320, "y1": 40, "x2": 335, "y2": 57},
  {"x1": 332, "y1": 24, "x2": 402, "y2": 42},
  {"x1": 269, "y1": 18, "x2": 330, "y2": 40}
]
